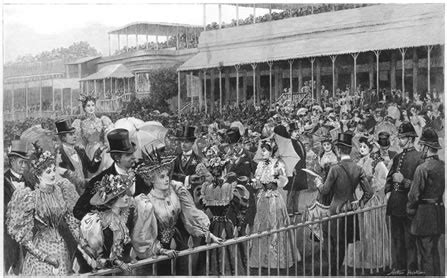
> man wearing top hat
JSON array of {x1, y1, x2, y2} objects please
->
[
  {"x1": 56, "y1": 119, "x2": 103, "y2": 195},
  {"x1": 225, "y1": 126, "x2": 257, "y2": 228},
  {"x1": 407, "y1": 127, "x2": 445, "y2": 276},
  {"x1": 170, "y1": 125, "x2": 212, "y2": 196},
  {"x1": 384, "y1": 121, "x2": 424, "y2": 276},
  {"x1": 4, "y1": 140, "x2": 32, "y2": 275},
  {"x1": 73, "y1": 128, "x2": 151, "y2": 273},
  {"x1": 316, "y1": 132, "x2": 373, "y2": 275}
]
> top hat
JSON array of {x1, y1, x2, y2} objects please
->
[
  {"x1": 226, "y1": 127, "x2": 242, "y2": 144},
  {"x1": 335, "y1": 133, "x2": 353, "y2": 148},
  {"x1": 55, "y1": 119, "x2": 75, "y2": 135},
  {"x1": 8, "y1": 140, "x2": 30, "y2": 159},
  {"x1": 107, "y1": 128, "x2": 136, "y2": 153},
  {"x1": 398, "y1": 121, "x2": 418, "y2": 138},
  {"x1": 174, "y1": 126, "x2": 196, "y2": 142},
  {"x1": 377, "y1": 132, "x2": 391, "y2": 147},
  {"x1": 289, "y1": 122, "x2": 297, "y2": 132},
  {"x1": 419, "y1": 127, "x2": 442, "y2": 149},
  {"x1": 273, "y1": 125, "x2": 290, "y2": 139}
]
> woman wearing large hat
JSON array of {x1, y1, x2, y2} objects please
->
[{"x1": 131, "y1": 148, "x2": 222, "y2": 274}]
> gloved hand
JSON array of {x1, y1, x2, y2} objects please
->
[{"x1": 392, "y1": 172, "x2": 404, "y2": 183}]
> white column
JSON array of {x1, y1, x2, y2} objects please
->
[
  {"x1": 39, "y1": 80, "x2": 42, "y2": 117},
  {"x1": 218, "y1": 4, "x2": 222, "y2": 29},
  {"x1": 400, "y1": 48, "x2": 407, "y2": 95},
  {"x1": 203, "y1": 70, "x2": 207, "y2": 113},
  {"x1": 427, "y1": 45, "x2": 433, "y2": 94},
  {"x1": 288, "y1": 60, "x2": 293, "y2": 94},
  {"x1": 268, "y1": 61, "x2": 273, "y2": 106},
  {"x1": 253, "y1": 4, "x2": 256, "y2": 23},
  {"x1": 351, "y1": 53, "x2": 359, "y2": 91},
  {"x1": 374, "y1": 50, "x2": 381, "y2": 92},
  {"x1": 330, "y1": 55, "x2": 337, "y2": 98},
  {"x1": 219, "y1": 68, "x2": 223, "y2": 113},
  {"x1": 203, "y1": 4, "x2": 206, "y2": 30},
  {"x1": 235, "y1": 64, "x2": 240, "y2": 105},
  {"x1": 178, "y1": 72, "x2": 181, "y2": 115},
  {"x1": 190, "y1": 72, "x2": 194, "y2": 108},
  {"x1": 251, "y1": 64, "x2": 257, "y2": 107},
  {"x1": 70, "y1": 88, "x2": 73, "y2": 115},
  {"x1": 310, "y1": 58, "x2": 315, "y2": 102},
  {"x1": 236, "y1": 4, "x2": 239, "y2": 26}
]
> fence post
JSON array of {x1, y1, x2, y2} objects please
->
[
  {"x1": 187, "y1": 236, "x2": 194, "y2": 276},
  {"x1": 205, "y1": 231, "x2": 211, "y2": 275},
  {"x1": 245, "y1": 225, "x2": 251, "y2": 276}
]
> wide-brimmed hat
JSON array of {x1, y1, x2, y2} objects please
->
[
  {"x1": 90, "y1": 174, "x2": 134, "y2": 206},
  {"x1": 8, "y1": 140, "x2": 30, "y2": 159},
  {"x1": 55, "y1": 119, "x2": 75, "y2": 135},
  {"x1": 107, "y1": 128, "x2": 136, "y2": 153},
  {"x1": 297, "y1": 108, "x2": 308, "y2": 116},
  {"x1": 138, "y1": 146, "x2": 176, "y2": 174},
  {"x1": 173, "y1": 125, "x2": 196, "y2": 142},
  {"x1": 335, "y1": 133, "x2": 353, "y2": 148},
  {"x1": 398, "y1": 122, "x2": 418, "y2": 138},
  {"x1": 377, "y1": 132, "x2": 391, "y2": 147},
  {"x1": 419, "y1": 127, "x2": 442, "y2": 149}
]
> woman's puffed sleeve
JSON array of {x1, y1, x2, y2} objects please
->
[
  {"x1": 100, "y1": 116, "x2": 115, "y2": 135},
  {"x1": 72, "y1": 118, "x2": 84, "y2": 145},
  {"x1": 171, "y1": 182, "x2": 210, "y2": 237},
  {"x1": 275, "y1": 159, "x2": 289, "y2": 188},
  {"x1": 132, "y1": 194, "x2": 162, "y2": 259},
  {"x1": 6, "y1": 188, "x2": 47, "y2": 262},
  {"x1": 58, "y1": 177, "x2": 80, "y2": 212}
]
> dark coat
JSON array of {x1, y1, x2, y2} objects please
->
[
  {"x1": 284, "y1": 139, "x2": 308, "y2": 191},
  {"x1": 319, "y1": 159, "x2": 373, "y2": 215},
  {"x1": 4, "y1": 170, "x2": 32, "y2": 275},
  {"x1": 73, "y1": 164, "x2": 150, "y2": 221},
  {"x1": 385, "y1": 147, "x2": 423, "y2": 217},
  {"x1": 320, "y1": 159, "x2": 373, "y2": 244},
  {"x1": 170, "y1": 152, "x2": 203, "y2": 183},
  {"x1": 407, "y1": 156, "x2": 445, "y2": 236},
  {"x1": 58, "y1": 144, "x2": 101, "y2": 178}
]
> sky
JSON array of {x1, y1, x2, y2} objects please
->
[{"x1": 3, "y1": 2, "x2": 273, "y2": 63}]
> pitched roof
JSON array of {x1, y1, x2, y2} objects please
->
[
  {"x1": 80, "y1": 64, "x2": 133, "y2": 81},
  {"x1": 65, "y1": 56, "x2": 102, "y2": 65},
  {"x1": 178, "y1": 4, "x2": 444, "y2": 71},
  {"x1": 108, "y1": 22, "x2": 203, "y2": 36}
]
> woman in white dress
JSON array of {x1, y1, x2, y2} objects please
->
[{"x1": 345, "y1": 136, "x2": 391, "y2": 269}]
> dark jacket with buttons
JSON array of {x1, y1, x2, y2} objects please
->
[
  {"x1": 407, "y1": 156, "x2": 445, "y2": 236},
  {"x1": 385, "y1": 147, "x2": 423, "y2": 217}
]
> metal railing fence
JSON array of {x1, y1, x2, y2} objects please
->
[{"x1": 85, "y1": 198, "x2": 391, "y2": 276}]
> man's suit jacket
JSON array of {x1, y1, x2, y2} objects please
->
[
  {"x1": 4, "y1": 170, "x2": 32, "y2": 274},
  {"x1": 319, "y1": 159, "x2": 373, "y2": 215},
  {"x1": 170, "y1": 152, "x2": 203, "y2": 183},
  {"x1": 58, "y1": 144, "x2": 101, "y2": 178},
  {"x1": 73, "y1": 164, "x2": 150, "y2": 221},
  {"x1": 284, "y1": 139, "x2": 308, "y2": 191}
]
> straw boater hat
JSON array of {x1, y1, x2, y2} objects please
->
[{"x1": 8, "y1": 140, "x2": 30, "y2": 159}]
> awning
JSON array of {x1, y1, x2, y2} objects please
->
[
  {"x1": 178, "y1": 4, "x2": 444, "y2": 71},
  {"x1": 81, "y1": 64, "x2": 134, "y2": 81},
  {"x1": 109, "y1": 22, "x2": 203, "y2": 36}
]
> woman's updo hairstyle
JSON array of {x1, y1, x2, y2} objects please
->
[
  {"x1": 79, "y1": 94, "x2": 97, "y2": 110},
  {"x1": 358, "y1": 136, "x2": 373, "y2": 151},
  {"x1": 260, "y1": 140, "x2": 278, "y2": 156}
]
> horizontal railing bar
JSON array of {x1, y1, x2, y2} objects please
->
[{"x1": 86, "y1": 203, "x2": 386, "y2": 276}]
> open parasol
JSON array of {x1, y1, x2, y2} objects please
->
[
  {"x1": 136, "y1": 121, "x2": 168, "y2": 157},
  {"x1": 274, "y1": 134, "x2": 300, "y2": 177}
]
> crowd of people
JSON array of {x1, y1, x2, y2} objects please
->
[{"x1": 3, "y1": 83, "x2": 445, "y2": 276}]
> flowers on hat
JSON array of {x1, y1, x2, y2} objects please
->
[
  {"x1": 31, "y1": 150, "x2": 54, "y2": 170},
  {"x1": 79, "y1": 93, "x2": 97, "y2": 104},
  {"x1": 94, "y1": 174, "x2": 135, "y2": 202}
]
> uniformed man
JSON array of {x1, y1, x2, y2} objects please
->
[
  {"x1": 407, "y1": 127, "x2": 445, "y2": 276},
  {"x1": 385, "y1": 121, "x2": 424, "y2": 276}
]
